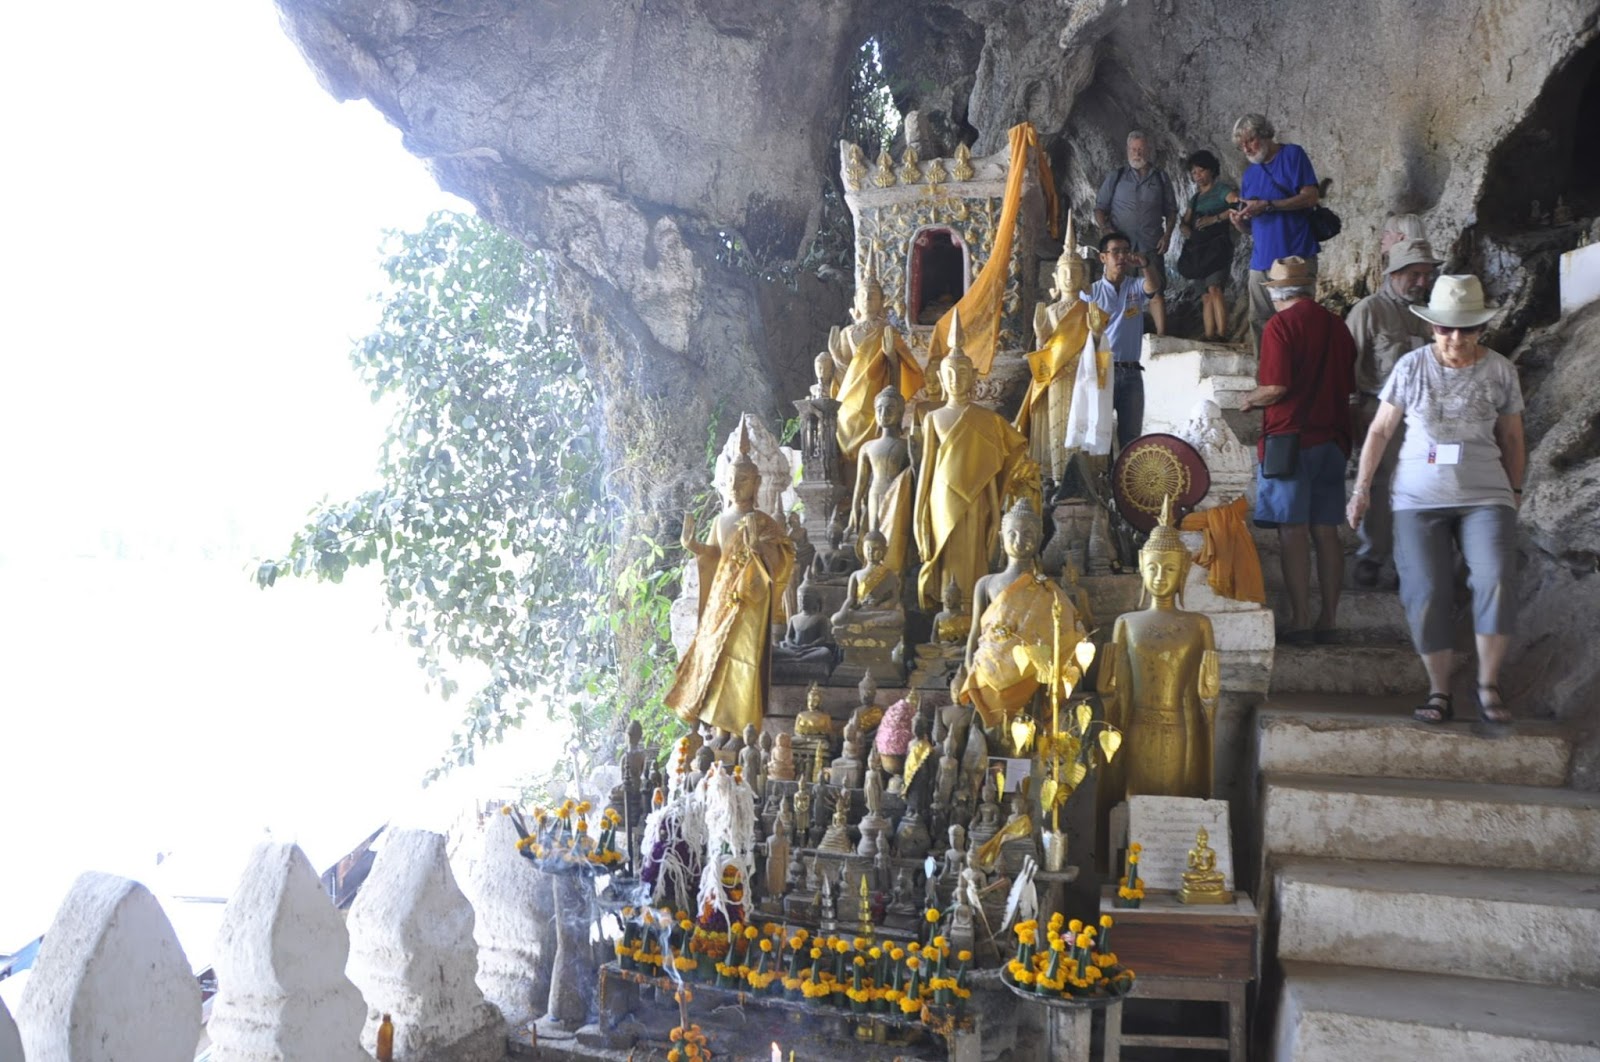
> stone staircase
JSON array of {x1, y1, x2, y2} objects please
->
[{"x1": 1255, "y1": 695, "x2": 1600, "y2": 1060}]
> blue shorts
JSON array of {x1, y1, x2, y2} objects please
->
[{"x1": 1255, "y1": 440, "x2": 1347, "y2": 528}]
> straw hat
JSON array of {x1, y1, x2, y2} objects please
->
[
  {"x1": 1386, "y1": 237, "x2": 1441, "y2": 274},
  {"x1": 1259, "y1": 256, "x2": 1317, "y2": 287},
  {"x1": 1409, "y1": 275, "x2": 1497, "y2": 329}
]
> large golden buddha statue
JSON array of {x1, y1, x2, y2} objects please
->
[
  {"x1": 665, "y1": 427, "x2": 796, "y2": 734},
  {"x1": 1015, "y1": 213, "x2": 1104, "y2": 480},
  {"x1": 1098, "y1": 497, "x2": 1221, "y2": 800},
  {"x1": 848, "y1": 385, "x2": 913, "y2": 572},
  {"x1": 961, "y1": 500, "x2": 1083, "y2": 736},
  {"x1": 912, "y1": 313, "x2": 1039, "y2": 610},
  {"x1": 834, "y1": 258, "x2": 925, "y2": 462}
]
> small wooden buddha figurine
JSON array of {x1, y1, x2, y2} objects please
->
[
  {"x1": 1098, "y1": 495, "x2": 1220, "y2": 802},
  {"x1": 1178, "y1": 826, "x2": 1233, "y2": 905},
  {"x1": 768, "y1": 732, "x2": 797, "y2": 783}
]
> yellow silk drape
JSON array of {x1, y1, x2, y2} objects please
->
[
  {"x1": 836, "y1": 329, "x2": 924, "y2": 462},
  {"x1": 928, "y1": 123, "x2": 1060, "y2": 375},
  {"x1": 1180, "y1": 497, "x2": 1266, "y2": 605},
  {"x1": 962, "y1": 573, "x2": 1081, "y2": 730},
  {"x1": 1014, "y1": 299, "x2": 1091, "y2": 438}
]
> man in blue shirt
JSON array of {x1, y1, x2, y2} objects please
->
[
  {"x1": 1087, "y1": 231, "x2": 1159, "y2": 450},
  {"x1": 1228, "y1": 113, "x2": 1322, "y2": 351}
]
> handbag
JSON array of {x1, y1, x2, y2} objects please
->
[
  {"x1": 1177, "y1": 219, "x2": 1233, "y2": 280},
  {"x1": 1263, "y1": 171, "x2": 1341, "y2": 243},
  {"x1": 1261, "y1": 432, "x2": 1301, "y2": 479}
]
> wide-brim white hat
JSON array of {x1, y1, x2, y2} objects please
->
[{"x1": 1410, "y1": 274, "x2": 1496, "y2": 328}]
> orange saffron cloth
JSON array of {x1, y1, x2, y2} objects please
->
[
  {"x1": 1180, "y1": 496, "x2": 1266, "y2": 605},
  {"x1": 928, "y1": 122, "x2": 1060, "y2": 375}
]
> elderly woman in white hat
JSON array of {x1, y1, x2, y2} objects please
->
[{"x1": 1346, "y1": 275, "x2": 1525, "y2": 727}]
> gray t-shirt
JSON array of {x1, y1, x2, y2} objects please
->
[{"x1": 1379, "y1": 345, "x2": 1523, "y2": 511}]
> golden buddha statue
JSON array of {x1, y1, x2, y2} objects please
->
[
  {"x1": 665, "y1": 426, "x2": 797, "y2": 734},
  {"x1": 1178, "y1": 826, "x2": 1233, "y2": 905},
  {"x1": 849, "y1": 385, "x2": 914, "y2": 572},
  {"x1": 831, "y1": 530, "x2": 904, "y2": 633},
  {"x1": 1098, "y1": 496, "x2": 1221, "y2": 802},
  {"x1": 1016, "y1": 211, "x2": 1095, "y2": 480},
  {"x1": 912, "y1": 314, "x2": 1039, "y2": 610},
  {"x1": 794, "y1": 681, "x2": 832, "y2": 737},
  {"x1": 835, "y1": 258, "x2": 924, "y2": 463},
  {"x1": 961, "y1": 500, "x2": 1083, "y2": 743}
]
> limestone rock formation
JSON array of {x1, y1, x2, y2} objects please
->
[{"x1": 272, "y1": 0, "x2": 1600, "y2": 774}]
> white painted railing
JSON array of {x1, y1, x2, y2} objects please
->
[{"x1": 4, "y1": 823, "x2": 593, "y2": 1061}]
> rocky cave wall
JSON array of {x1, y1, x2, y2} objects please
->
[{"x1": 274, "y1": 0, "x2": 1600, "y2": 781}]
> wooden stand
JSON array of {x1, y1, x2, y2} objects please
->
[{"x1": 1097, "y1": 889, "x2": 1258, "y2": 1062}]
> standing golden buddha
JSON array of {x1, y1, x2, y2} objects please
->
[
  {"x1": 1097, "y1": 496, "x2": 1220, "y2": 800},
  {"x1": 665, "y1": 425, "x2": 796, "y2": 734},
  {"x1": 912, "y1": 312, "x2": 1039, "y2": 610}
]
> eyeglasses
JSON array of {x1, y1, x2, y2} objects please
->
[{"x1": 1432, "y1": 325, "x2": 1483, "y2": 335}]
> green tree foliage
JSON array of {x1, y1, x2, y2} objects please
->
[{"x1": 256, "y1": 211, "x2": 683, "y2": 779}]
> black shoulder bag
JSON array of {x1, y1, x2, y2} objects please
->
[{"x1": 1262, "y1": 169, "x2": 1341, "y2": 243}]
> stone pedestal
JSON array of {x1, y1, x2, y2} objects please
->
[
  {"x1": 908, "y1": 639, "x2": 965, "y2": 690},
  {"x1": 346, "y1": 829, "x2": 505, "y2": 1062},
  {"x1": 472, "y1": 813, "x2": 554, "y2": 1030},
  {"x1": 830, "y1": 627, "x2": 905, "y2": 687},
  {"x1": 543, "y1": 870, "x2": 599, "y2": 1033},
  {"x1": 208, "y1": 843, "x2": 368, "y2": 1062},
  {"x1": 17, "y1": 873, "x2": 202, "y2": 1062}
]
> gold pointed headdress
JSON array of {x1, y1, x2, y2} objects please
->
[
  {"x1": 1142, "y1": 494, "x2": 1185, "y2": 552},
  {"x1": 943, "y1": 308, "x2": 973, "y2": 369},
  {"x1": 732, "y1": 417, "x2": 759, "y2": 478}
]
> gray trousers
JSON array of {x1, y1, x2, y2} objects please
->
[
  {"x1": 1393, "y1": 505, "x2": 1516, "y2": 654},
  {"x1": 1247, "y1": 255, "x2": 1318, "y2": 352}
]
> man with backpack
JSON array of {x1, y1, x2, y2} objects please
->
[
  {"x1": 1095, "y1": 131, "x2": 1177, "y2": 337},
  {"x1": 1227, "y1": 113, "x2": 1324, "y2": 350}
]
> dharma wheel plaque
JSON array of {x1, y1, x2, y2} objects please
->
[{"x1": 1111, "y1": 433, "x2": 1210, "y2": 533}]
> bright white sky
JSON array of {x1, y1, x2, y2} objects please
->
[{"x1": 0, "y1": 0, "x2": 562, "y2": 964}]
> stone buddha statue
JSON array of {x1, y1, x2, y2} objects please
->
[
  {"x1": 1098, "y1": 496, "x2": 1221, "y2": 803},
  {"x1": 829, "y1": 715, "x2": 865, "y2": 790},
  {"x1": 765, "y1": 804, "x2": 792, "y2": 901},
  {"x1": 667, "y1": 426, "x2": 796, "y2": 734},
  {"x1": 810, "y1": 350, "x2": 836, "y2": 400},
  {"x1": 912, "y1": 318, "x2": 1039, "y2": 610},
  {"x1": 961, "y1": 500, "x2": 1084, "y2": 754},
  {"x1": 968, "y1": 774, "x2": 1002, "y2": 850},
  {"x1": 907, "y1": 361, "x2": 943, "y2": 471},
  {"x1": 773, "y1": 580, "x2": 837, "y2": 684},
  {"x1": 784, "y1": 511, "x2": 816, "y2": 618},
  {"x1": 768, "y1": 732, "x2": 797, "y2": 783},
  {"x1": 817, "y1": 784, "x2": 855, "y2": 855},
  {"x1": 1178, "y1": 826, "x2": 1233, "y2": 905},
  {"x1": 932, "y1": 729, "x2": 961, "y2": 815},
  {"x1": 830, "y1": 530, "x2": 906, "y2": 686},
  {"x1": 835, "y1": 256, "x2": 924, "y2": 463},
  {"x1": 739, "y1": 723, "x2": 763, "y2": 791},
  {"x1": 943, "y1": 824, "x2": 967, "y2": 878},
  {"x1": 849, "y1": 385, "x2": 914, "y2": 573}
]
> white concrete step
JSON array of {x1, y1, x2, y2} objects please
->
[
  {"x1": 1275, "y1": 961, "x2": 1600, "y2": 1061},
  {"x1": 1270, "y1": 644, "x2": 1425, "y2": 695},
  {"x1": 1257, "y1": 696, "x2": 1573, "y2": 786},
  {"x1": 1275, "y1": 857, "x2": 1600, "y2": 989},
  {"x1": 1261, "y1": 772, "x2": 1600, "y2": 875}
]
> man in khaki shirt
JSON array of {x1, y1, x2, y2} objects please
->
[{"x1": 1345, "y1": 236, "x2": 1441, "y2": 587}]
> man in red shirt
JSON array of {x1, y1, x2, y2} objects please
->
[{"x1": 1239, "y1": 257, "x2": 1357, "y2": 645}]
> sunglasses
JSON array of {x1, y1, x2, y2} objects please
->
[{"x1": 1432, "y1": 324, "x2": 1483, "y2": 335}]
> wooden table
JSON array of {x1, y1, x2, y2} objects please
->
[{"x1": 1097, "y1": 890, "x2": 1258, "y2": 1062}]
